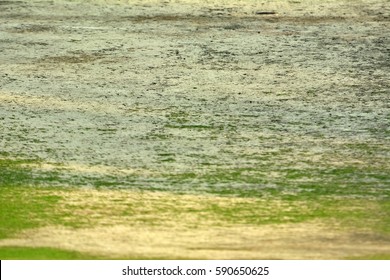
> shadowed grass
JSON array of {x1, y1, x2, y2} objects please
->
[{"x1": 0, "y1": 158, "x2": 37, "y2": 187}]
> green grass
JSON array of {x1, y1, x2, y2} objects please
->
[
  {"x1": 1, "y1": 155, "x2": 389, "y2": 259},
  {"x1": 0, "y1": 158, "x2": 88, "y2": 238},
  {"x1": 0, "y1": 186, "x2": 389, "y2": 259},
  {"x1": 0, "y1": 157, "x2": 65, "y2": 187},
  {"x1": 0, "y1": 158, "x2": 37, "y2": 187},
  {"x1": 0, "y1": 246, "x2": 97, "y2": 260},
  {"x1": 0, "y1": 186, "x2": 62, "y2": 238},
  {"x1": 345, "y1": 254, "x2": 390, "y2": 260},
  {"x1": 2, "y1": 184, "x2": 388, "y2": 234}
]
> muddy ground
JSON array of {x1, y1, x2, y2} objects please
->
[{"x1": 0, "y1": 0, "x2": 389, "y2": 259}]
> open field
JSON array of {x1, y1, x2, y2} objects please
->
[{"x1": 0, "y1": 0, "x2": 389, "y2": 259}]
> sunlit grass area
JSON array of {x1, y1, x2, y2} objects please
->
[{"x1": 1, "y1": 170, "x2": 389, "y2": 259}]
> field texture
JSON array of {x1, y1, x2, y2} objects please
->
[{"x1": 0, "y1": 0, "x2": 389, "y2": 259}]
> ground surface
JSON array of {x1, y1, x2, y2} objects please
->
[{"x1": 0, "y1": 0, "x2": 389, "y2": 259}]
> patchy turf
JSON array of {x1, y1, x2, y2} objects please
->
[
  {"x1": 0, "y1": 0, "x2": 389, "y2": 259},
  {"x1": 1, "y1": 185, "x2": 389, "y2": 259}
]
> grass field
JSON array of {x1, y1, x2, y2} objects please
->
[
  {"x1": 0, "y1": 0, "x2": 389, "y2": 259},
  {"x1": 1, "y1": 158, "x2": 389, "y2": 259}
]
